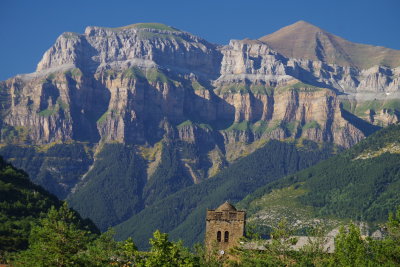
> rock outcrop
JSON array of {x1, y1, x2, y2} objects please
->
[{"x1": 0, "y1": 21, "x2": 399, "y2": 198}]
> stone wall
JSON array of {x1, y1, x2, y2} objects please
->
[{"x1": 205, "y1": 209, "x2": 246, "y2": 254}]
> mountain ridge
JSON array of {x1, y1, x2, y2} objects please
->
[
  {"x1": 259, "y1": 20, "x2": 400, "y2": 69},
  {"x1": 0, "y1": 156, "x2": 98, "y2": 252},
  {"x1": 239, "y1": 124, "x2": 400, "y2": 234},
  {"x1": 1, "y1": 21, "x2": 400, "y2": 245}
]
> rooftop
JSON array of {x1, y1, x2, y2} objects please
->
[{"x1": 215, "y1": 201, "x2": 237, "y2": 211}]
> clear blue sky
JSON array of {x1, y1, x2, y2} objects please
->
[{"x1": 1, "y1": 0, "x2": 399, "y2": 80}]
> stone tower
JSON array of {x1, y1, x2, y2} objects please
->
[{"x1": 205, "y1": 202, "x2": 246, "y2": 255}]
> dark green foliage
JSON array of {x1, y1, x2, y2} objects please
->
[
  {"x1": 230, "y1": 210, "x2": 400, "y2": 266},
  {"x1": 146, "y1": 230, "x2": 199, "y2": 267},
  {"x1": 372, "y1": 208, "x2": 400, "y2": 264},
  {"x1": 115, "y1": 140, "x2": 335, "y2": 249},
  {"x1": 332, "y1": 225, "x2": 373, "y2": 266},
  {"x1": 242, "y1": 124, "x2": 400, "y2": 224},
  {"x1": 68, "y1": 141, "x2": 193, "y2": 231},
  {"x1": 7, "y1": 198, "x2": 400, "y2": 266},
  {"x1": 328, "y1": 214, "x2": 400, "y2": 266},
  {"x1": 0, "y1": 157, "x2": 97, "y2": 253},
  {"x1": 9, "y1": 205, "x2": 198, "y2": 266},
  {"x1": 230, "y1": 220, "x2": 308, "y2": 266},
  {"x1": 11, "y1": 203, "x2": 95, "y2": 267},
  {"x1": 143, "y1": 141, "x2": 194, "y2": 206},
  {"x1": 0, "y1": 157, "x2": 59, "y2": 252},
  {"x1": 0, "y1": 143, "x2": 93, "y2": 198},
  {"x1": 300, "y1": 152, "x2": 400, "y2": 221},
  {"x1": 68, "y1": 143, "x2": 147, "y2": 231},
  {"x1": 80, "y1": 231, "x2": 141, "y2": 267}
]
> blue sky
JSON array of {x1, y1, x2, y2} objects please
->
[{"x1": 1, "y1": 0, "x2": 399, "y2": 80}]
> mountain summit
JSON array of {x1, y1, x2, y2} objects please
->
[
  {"x1": 259, "y1": 20, "x2": 400, "y2": 69},
  {"x1": 0, "y1": 21, "x2": 400, "y2": 247}
]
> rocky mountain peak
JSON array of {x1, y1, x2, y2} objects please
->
[
  {"x1": 2, "y1": 21, "x2": 400, "y2": 151},
  {"x1": 36, "y1": 22, "x2": 221, "y2": 79},
  {"x1": 2, "y1": 20, "x2": 400, "y2": 207},
  {"x1": 259, "y1": 20, "x2": 351, "y2": 66},
  {"x1": 259, "y1": 21, "x2": 400, "y2": 69},
  {"x1": 83, "y1": 23, "x2": 182, "y2": 37},
  {"x1": 277, "y1": 20, "x2": 325, "y2": 34}
]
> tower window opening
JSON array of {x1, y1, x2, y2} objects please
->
[
  {"x1": 217, "y1": 231, "x2": 221, "y2": 242},
  {"x1": 224, "y1": 231, "x2": 229, "y2": 242}
]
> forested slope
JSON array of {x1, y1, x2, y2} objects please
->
[
  {"x1": 0, "y1": 157, "x2": 97, "y2": 252},
  {"x1": 240, "y1": 124, "x2": 400, "y2": 231},
  {"x1": 114, "y1": 140, "x2": 337, "y2": 249},
  {"x1": 67, "y1": 141, "x2": 195, "y2": 230}
]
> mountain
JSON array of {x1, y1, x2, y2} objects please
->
[
  {"x1": 0, "y1": 22, "x2": 368, "y2": 148},
  {"x1": 259, "y1": 20, "x2": 400, "y2": 70},
  {"x1": 0, "y1": 156, "x2": 97, "y2": 252},
  {"x1": 114, "y1": 139, "x2": 337, "y2": 249},
  {"x1": 239, "y1": 124, "x2": 400, "y2": 233},
  {"x1": 0, "y1": 21, "x2": 399, "y2": 242}
]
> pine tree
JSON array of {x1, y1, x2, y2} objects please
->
[
  {"x1": 331, "y1": 224, "x2": 371, "y2": 266},
  {"x1": 146, "y1": 230, "x2": 199, "y2": 267},
  {"x1": 12, "y1": 203, "x2": 94, "y2": 267}
]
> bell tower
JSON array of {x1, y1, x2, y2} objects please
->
[{"x1": 205, "y1": 202, "x2": 246, "y2": 256}]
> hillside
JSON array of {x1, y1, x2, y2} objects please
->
[
  {"x1": 0, "y1": 157, "x2": 97, "y2": 252},
  {"x1": 67, "y1": 141, "x2": 194, "y2": 230},
  {"x1": 114, "y1": 140, "x2": 337, "y2": 249},
  {"x1": 0, "y1": 21, "x2": 400, "y2": 244},
  {"x1": 240, "y1": 124, "x2": 400, "y2": 233},
  {"x1": 259, "y1": 20, "x2": 400, "y2": 69}
]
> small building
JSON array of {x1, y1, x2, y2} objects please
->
[{"x1": 205, "y1": 202, "x2": 246, "y2": 256}]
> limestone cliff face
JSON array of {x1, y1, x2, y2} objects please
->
[
  {"x1": 218, "y1": 39, "x2": 400, "y2": 95},
  {"x1": 1, "y1": 74, "x2": 73, "y2": 144},
  {"x1": 37, "y1": 25, "x2": 221, "y2": 78},
  {"x1": 2, "y1": 22, "x2": 400, "y2": 207},
  {"x1": 1, "y1": 22, "x2": 399, "y2": 168},
  {"x1": 0, "y1": 69, "x2": 110, "y2": 144},
  {"x1": 216, "y1": 39, "x2": 400, "y2": 128}
]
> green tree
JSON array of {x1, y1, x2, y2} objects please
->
[
  {"x1": 79, "y1": 230, "x2": 119, "y2": 266},
  {"x1": 268, "y1": 219, "x2": 298, "y2": 265},
  {"x1": 229, "y1": 219, "x2": 298, "y2": 266},
  {"x1": 193, "y1": 243, "x2": 222, "y2": 267},
  {"x1": 12, "y1": 203, "x2": 94, "y2": 267},
  {"x1": 331, "y1": 224, "x2": 371, "y2": 266},
  {"x1": 386, "y1": 208, "x2": 400, "y2": 261},
  {"x1": 370, "y1": 208, "x2": 400, "y2": 265},
  {"x1": 296, "y1": 226, "x2": 331, "y2": 267},
  {"x1": 80, "y1": 230, "x2": 142, "y2": 266},
  {"x1": 146, "y1": 230, "x2": 199, "y2": 267}
]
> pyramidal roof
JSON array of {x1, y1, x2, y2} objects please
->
[{"x1": 215, "y1": 201, "x2": 237, "y2": 211}]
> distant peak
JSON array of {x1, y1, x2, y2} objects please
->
[
  {"x1": 259, "y1": 20, "x2": 400, "y2": 69},
  {"x1": 293, "y1": 20, "x2": 314, "y2": 26},
  {"x1": 258, "y1": 21, "x2": 327, "y2": 44},
  {"x1": 286, "y1": 20, "x2": 324, "y2": 31},
  {"x1": 259, "y1": 20, "x2": 327, "y2": 45}
]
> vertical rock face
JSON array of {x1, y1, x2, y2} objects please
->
[
  {"x1": 36, "y1": 32, "x2": 86, "y2": 72},
  {"x1": 1, "y1": 22, "x2": 398, "y2": 148},
  {"x1": 37, "y1": 25, "x2": 222, "y2": 79},
  {"x1": 1, "y1": 22, "x2": 396, "y2": 148},
  {"x1": 0, "y1": 21, "x2": 400, "y2": 199}
]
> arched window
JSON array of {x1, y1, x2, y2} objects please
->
[
  {"x1": 217, "y1": 231, "x2": 221, "y2": 242},
  {"x1": 224, "y1": 231, "x2": 229, "y2": 242}
]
